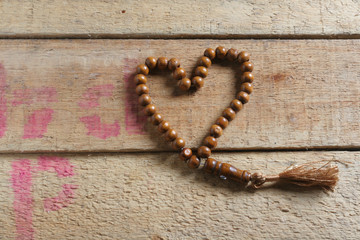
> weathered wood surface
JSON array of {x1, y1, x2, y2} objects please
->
[
  {"x1": 0, "y1": 39, "x2": 358, "y2": 152},
  {"x1": 0, "y1": 0, "x2": 360, "y2": 38},
  {"x1": 0, "y1": 151, "x2": 358, "y2": 239}
]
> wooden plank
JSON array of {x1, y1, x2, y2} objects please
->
[
  {"x1": 0, "y1": 40, "x2": 360, "y2": 152},
  {"x1": 0, "y1": 39, "x2": 359, "y2": 152},
  {"x1": 0, "y1": 0, "x2": 360, "y2": 38},
  {"x1": 0, "y1": 151, "x2": 358, "y2": 239}
]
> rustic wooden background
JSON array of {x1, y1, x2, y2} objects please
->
[{"x1": 0, "y1": 1, "x2": 359, "y2": 239}]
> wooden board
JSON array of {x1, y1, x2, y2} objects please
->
[
  {"x1": 0, "y1": 151, "x2": 358, "y2": 239},
  {"x1": 0, "y1": 39, "x2": 358, "y2": 152},
  {"x1": 0, "y1": 0, "x2": 360, "y2": 38}
]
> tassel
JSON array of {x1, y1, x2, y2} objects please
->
[{"x1": 250, "y1": 160, "x2": 345, "y2": 191}]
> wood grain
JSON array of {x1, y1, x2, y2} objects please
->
[
  {"x1": 0, "y1": 151, "x2": 358, "y2": 239},
  {"x1": 0, "y1": 0, "x2": 360, "y2": 38},
  {"x1": 0, "y1": 39, "x2": 358, "y2": 152}
]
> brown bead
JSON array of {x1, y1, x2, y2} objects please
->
[
  {"x1": 210, "y1": 124, "x2": 223, "y2": 138},
  {"x1": 136, "y1": 64, "x2": 149, "y2": 75},
  {"x1": 203, "y1": 136, "x2": 217, "y2": 149},
  {"x1": 168, "y1": 58, "x2": 181, "y2": 71},
  {"x1": 215, "y1": 46, "x2": 227, "y2": 60},
  {"x1": 222, "y1": 107, "x2": 236, "y2": 121},
  {"x1": 192, "y1": 76, "x2": 204, "y2": 89},
  {"x1": 178, "y1": 78, "x2": 191, "y2": 91},
  {"x1": 164, "y1": 129, "x2": 177, "y2": 142},
  {"x1": 138, "y1": 94, "x2": 152, "y2": 106},
  {"x1": 238, "y1": 51, "x2": 250, "y2": 63},
  {"x1": 240, "y1": 82, "x2": 253, "y2": 94},
  {"x1": 173, "y1": 67, "x2": 186, "y2": 80},
  {"x1": 145, "y1": 57, "x2": 157, "y2": 69},
  {"x1": 226, "y1": 48, "x2": 239, "y2": 61},
  {"x1": 187, "y1": 155, "x2": 200, "y2": 169},
  {"x1": 236, "y1": 91, "x2": 250, "y2": 104},
  {"x1": 157, "y1": 57, "x2": 168, "y2": 70},
  {"x1": 204, "y1": 48, "x2": 216, "y2": 60},
  {"x1": 230, "y1": 99, "x2": 243, "y2": 112},
  {"x1": 158, "y1": 121, "x2": 170, "y2": 133},
  {"x1": 194, "y1": 66, "x2": 208, "y2": 78},
  {"x1": 215, "y1": 116, "x2": 229, "y2": 129},
  {"x1": 241, "y1": 72, "x2": 254, "y2": 83},
  {"x1": 151, "y1": 113, "x2": 163, "y2": 125},
  {"x1": 197, "y1": 146, "x2": 211, "y2": 158},
  {"x1": 143, "y1": 104, "x2": 156, "y2": 116},
  {"x1": 172, "y1": 137, "x2": 186, "y2": 150},
  {"x1": 197, "y1": 56, "x2": 212, "y2": 68},
  {"x1": 204, "y1": 158, "x2": 251, "y2": 182},
  {"x1": 134, "y1": 74, "x2": 147, "y2": 85},
  {"x1": 240, "y1": 61, "x2": 254, "y2": 72},
  {"x1": 135, "y1": 84, "x2": 149, "y2": 96},
  {"x1": 179, "y1": 148, "x2": 192, "y2": 161}
]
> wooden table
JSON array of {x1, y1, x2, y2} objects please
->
[{"x1": 0, "y1": 1, "x2": 359, "y2": 239}]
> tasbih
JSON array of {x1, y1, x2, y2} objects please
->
[{"x1": 134, "y1": 46, "x2": 339, "y2": 190}]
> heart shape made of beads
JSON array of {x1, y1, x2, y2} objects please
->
[{"x1": 134, "y1": 46, "x2": 255, "y2": 184}]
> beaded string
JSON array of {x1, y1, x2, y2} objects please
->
[{"x1": 134, "y1": 46, "x2": 340, "y2": 190}]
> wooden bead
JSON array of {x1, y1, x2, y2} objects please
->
[
  {"x1": 158, "y1": 121, "x2": 170, "y2": 133},
  {"x1": 210, "y1": 124, "x2": 223, "y2": 138},
  {"x1": 134, "y1": 74, "x2": 147, "y2": 85},
  {"x1": 178, "y1": 78, "x2": 191, "y2": 91},
  {"x1": 173, "y1": 67, "x2": 186, "y2": 80},
  {"x1": 241, "y1": 72, "x2": 254, "y2": 83},
  {"x1": 144, "y1": 104, "x2": 156, "y2": 116},
  {"x1": 197, "y1": 146, "x2": 211, "y2": 158},
  {"x1": 165, "y1": 129, "x2": 177, "y2": 142},
  {"x1": 194, "y1": 66, "x2": 208, "y2": 78},
  {"x1": 203, "y1": 158, "x2": 217, "y2": 173},
  {"x1": 215, "y1": 116, "x2": 229, "y2": 129},
  {"x1": 203, "y1": 136, "x2": 217, "y2": 149},
  {"x1": 179, "y1": 148, "x2": 192, "y2": 161},
  {"x1": 215, "y1": 46, "x2": 227, "y2": 60},
  {"x1": 172, "y1": 137, "x2": 186, "y2": 150},
  {"x1": 236, "y1": 91, "x2": 250, "y2": 104},
  {"x1": 136, "y1": 64, "x2": 149, "y2": 75},
  {"x1": 230, "y1": 99, "x2": 243, "y2": 112},
  {"x1": 226, "y1": 48, "x2": 239, "y2": 61},
  {"x1": 145, "y1": 57, "x2": 157, "y2": 69},
  {"x1": 204, "y1": 48, "x2": 216, "y2": 60},
  {"x1": 135, "y1": 84, "x2": 149, "y2": 96},
  {"x1": 138, "y1": 94, "x2": 152, "y2": 106},
  {"x1": 238, "y1": 51, "x2": 250, "y2": 63},
  {"x1": 168, "y1": 58, "x2": 181, "y2": 71},
  {"x1": 204, "y1": 158, "x2": 251, "y2": 182},
  {"x1": 240, "y1": 82, "x2": 253, "y2": 94},
  {"x1": 222, "y1": 107, "x2": 236, "y2": 121},
  {"x1": 240, "y1": 61, "x2": 254, "y2": 72},
  {"x1": 187, "y1": 155, "x2": 200, "y2": 169},
  {"x1": 197, "y1": 56, "x2": 212, "y2": 68},
  {"x1": 151, "y1": 113, "x2": 163, "y2": 125},
  {"x1": 157, "y1": 57, "x2": 168, "y2": 70},
  {"x1": 192, "y1": 76, "x2": 204, "y2": 89}
]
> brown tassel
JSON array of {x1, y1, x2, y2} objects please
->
[{"x1": 250, "y1": 160, "x2": 345, "y2": 191}]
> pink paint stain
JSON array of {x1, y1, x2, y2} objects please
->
[
  {"x1": 37, "y1": 156, "x2": 75, "y2": 178},
  {"x1": 23, "y1": 108, "x2": 54, "y2": 139},
  {"x1": 78, "y1": 84, "x2": 114, "y2": 109},
  {"x1": 36, "y1": 156, "x2": 77, "y2": 212},
  {"x1": 0, "y1": 64, "x2": 7, "y2": 137},
  {"x1": 11, "y1": 159, "x2": 34, "y2": 240},
  {"x1": 80, "y1": 114, "x2": 120, "y2": 139},
  {"x1": 10, "y1": 157, "x2": 78, "y2": 239},
  {"x1": 43, "y1": 184, "x2": 77, "y2": 212},
  {"x1": 12, "y1": 87, "x2": 57, "y2": 107},
  {"x1": 124, "y1": 58, "x2": 147, "y2": 135}
]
